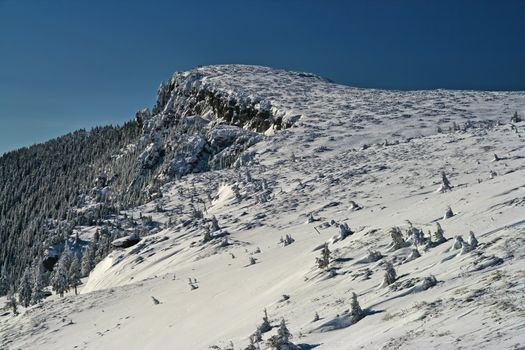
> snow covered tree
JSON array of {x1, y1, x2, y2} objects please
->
[
  {"x1": 383, "y1": 262, "x2": 397, "y2": 286},
  {"x1": 18, "y1": 267, "x2": 32, "y2": 307},
  {"x1": 433, "y1": 222, "x2": 446, "y2": 245},
  {"x1": 51, "y1": 247, "x2": 73, "y2": 297},
  {"x1": 258, "y1": 309, "x2": 272, "y2": 333},
  {"x1": 0, "y1": 270, "x2": 8, "y2": 296},
  {"x1": 338, "y1": 223, "x2": 353, "y2": 240},
  {"x1": 316, "y1": 244, "x2": 331, "y2": 270},
  {"x1": 251, "y1": 329, "x2": 263, "y2": 344},
  {"x1": 69, "y1": 255, "x2": 82, "y2": 295},
  {"x1": 81, "y1": 241, "x2": 96, "y2": 277},
  {"x1": 437, "y1": 171, "x2": 452, "y2": 193},
  {"x1": 350, "y1": 292, "x2": 364, "y2": 323},
  {"x1": 187, "y1": 277, "x2": 199, "y2": 290},
  {"x1": 453, "y1": 235, "x2": 465, "y2": 250},
  {"x1": 244, "y1": 336, "x2": 257, "y2": 350},
  {"x1": 460, "y1": 240, "x2": 473, "y2": 254},
  {"x1": 6, "y1": 288, "x2": 18, "y2": 315},
  {"x1": 406, "y1": 248, "x2": 421, "y2": 261},
  {"x1": 468, "y1": 231, "x2": 478, "y2": 249},
  {"x1": 421, "y1": 275, "x2": 438, "y2": 289},
  {"x1": 511, "y1": 111, "x2": 521, "y2": 123},
  {"x1": 407, "y1": 226, "x2": 424, "y2": 247},
  {"x1": 280, "y1": 234, "x2": 295, "y2": 247},
  {"x1": 348, "y1": 200, "x2": 362, "y2": 211},
  {"x1": 366, "y1": 249, "x2": 383, "y2": 262},
  {"x1": 444, "y1": 206, "x2": 454, "y2": 219},
  {"x1": 31, "y1": 260, "x2": 45, "y2": 304},
  {"x1": 210, "y1": 215, "x2": 221, "y2": 232},
  {"x1": 389, "y1": 227, "x2": 406, "y2": 250},
  {"x1": 306, "y1": 213, "x2": 316, "y2": 223},
  {"x1": 267, "y1": 318, "x2": 293, "y2": 350},
  {"x1": 277, "y1": 318, "x2": 292, "y2": 343}
]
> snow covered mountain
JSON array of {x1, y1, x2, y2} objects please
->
[{"x1": 1, "y1": 65, "x2": 525, "y2": 350}]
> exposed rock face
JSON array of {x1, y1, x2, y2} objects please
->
[
  {"x1": 111, "y1": 235, "x2": 141, "y2": 249},
  {"x1": 147, "y1": 67, "x2": 304, "y2": 135},
  {"x1": 135, "y1": 74, "x2": 267, "y2": 179},
  {"x1": 151, "y1": 71, "x2": 276, "y2": 133}
]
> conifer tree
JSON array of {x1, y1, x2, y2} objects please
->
[
  {"x1": 511, "y1": 111, "x2": 521, "y2": 123},
  {"x1": 267, "y1": 318, "x2": 293, "y2": 350},
  {"x1": 6, "y1": 288, "x2": 18, "y2": 315},
  {"x1": 31, "y1": 259, "x2": 45, "y2": 304},
  {"x1": 69, "y1": 255, "x2": 82, "y2": 295},
  {"x1": 0, "y1": 268, "x2": 8, "y2": 296},
  {"x1": 437, "y1": 171, "x2": 452, "y2": 193},
  {"x1": 81, "y1": 241, "x2": 96, "y2": 277},
  {"x1": 18, "y1": 267, "x2": 32, "y2": 308},
  {"x1": 316, "y1": 244, "x2": 331, "y2": 269},
  {"x1": 383, "y1": 262, "x2": 397, "y2": 286},
  {"x1": 444, "y1": 206, "x2": 454, "y2": 219},
  {"x1": 350, "y1": 292, "x2": 364, "y2": 323},
  {"x1": 468, "y1": 231, "x2": 478, "y2": 249},
  {"x1": 51, "y1": 248, "x2": 73, "y2": 297},
  {"x1": 389, "y1": 227, "x2": 406, "y2": 250},
  {"x1": 433, "y1": 222, "x2": 447, "y2": 245},
  {"x1": 338, "y1": 223, "x2": 353, "y2": 240},
  {"x1": 258, "y1": 309, "x2": 272, "y2": 333}
]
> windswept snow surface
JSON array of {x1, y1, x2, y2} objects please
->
[{"x1": 2, "y1": 65, "x2": 525, "y2": 350}]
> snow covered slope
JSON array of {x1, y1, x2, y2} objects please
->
[{"x1": 1, "y1": 65, "x2": 525, "y2": 350}]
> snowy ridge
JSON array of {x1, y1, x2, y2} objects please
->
[{"x1": 1, "y1": 65, "x2": 525, "y2": 350}]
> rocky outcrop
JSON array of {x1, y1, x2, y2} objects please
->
[
  {"x1": 112, "y1": 234, "x2": 141, "y2": 249},
  {"x1": 148, "y1": 70, "x2": 293, "y2": 133}
]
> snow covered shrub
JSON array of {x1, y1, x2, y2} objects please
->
[
  {"x1": 280, "y1": 234, "x2": 295, "y2": 247},
  {"x1": 382, "y1": 262, "x2": 397, "y2": 286},
  {"x1": 437, "y1": 171, "x2": 453, "y2": 193},
  {"x1": 453, "y1": 236, "x2": 465, "y2": 250},
  {"x1": 407, "y1": 226, "x2": 425, "y2": 247},
  {"x1": 267, "y1": 318, "x2": 295, "y2": 350},
  {"x1": 433, "y1": 223, "x2": 447, "y2": 245},
  {"x1": 6, "y1": 288, "x2": 18, "y2": 315},
  {"x1": 188, "y1": 278, "x2": 198, "y2": 290},
  {"x1": 348, "y1": 200, "x2": 362, "y2": 211},
  {"x1": 306, "y1": 213, "x2": 316, "y2": 223},
  {"x1": 367, "y1": 250, "x2": 383, "y2": 262},
  {"x1": 316, "y1": 244, "x2": 331, "y2": 270},
  {"x1": 258, "y1": 309, "x2": 272, "y2": 333},
  {"x1": 389, "y1": 227, "x2": 406, "y2": 250},
  {"x1": 468, "y1": 231, "x2": 478, "y2": 249},
  {"x1": 419, "y1": 275, "x2": 438, "y2": 290},
  {"x1": 338, "y1": 223, "x2": 353, "y2": 240},
  {"x1": 350, "y1": 292, "x2": 364, "y2": 323},
  {"x1": 511, "y1": 111, "x2": 521, "y2": 123},
  {"x1": 406, "y1": 248, "x2": 421, "y2": 262},
  {"x1": 444, "y1": 206, "x2": 454, "y2": 219}
]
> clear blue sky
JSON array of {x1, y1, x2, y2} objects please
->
[{"x1": 1, "y1": 0, "x2": 524, "y2": 154}]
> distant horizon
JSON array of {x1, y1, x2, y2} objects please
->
[{"x1": 1, "y1": 0, "x2": 524, "y2": 154}]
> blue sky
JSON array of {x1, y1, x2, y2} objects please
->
[{"x1": 0, "y1": 0, "x2": 524, "y2": 154}]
